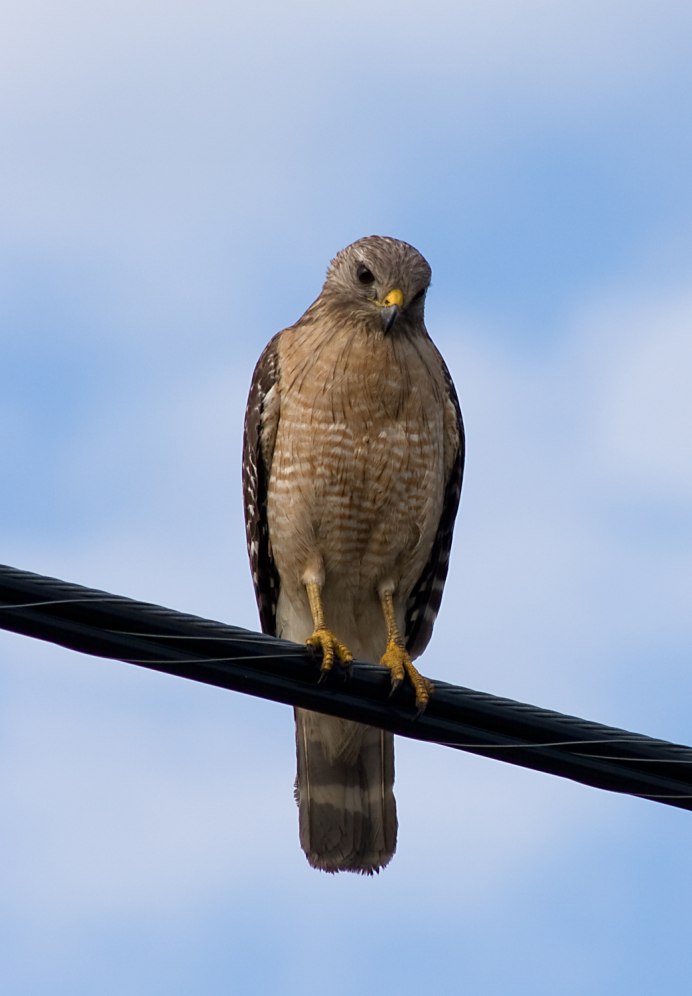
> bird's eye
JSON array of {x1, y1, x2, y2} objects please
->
[
  {"x1": 356, "y1": 263, "x2": 375, "y2": 285},
  {"x1": 411, "y1": 287, "x2": 427, "y2": 304}
]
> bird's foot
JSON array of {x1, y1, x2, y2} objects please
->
[
  {"x1": 306, "y1": 627, "x2": 353, "y2": 680},
  {"x1": 380, "y1": 639, "x2": 434, "y2": 714}
]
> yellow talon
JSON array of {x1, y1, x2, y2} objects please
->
[
  {"x1": 378, "y1": 588, "x2": 434, "y2": 713},
  {"x1": 307, "y1": 626, "x2": 353, "y2": 675},
  {"x1": 304, "y1": 580, "x2": 353, "y2": 675},
  {"x1": 380, "y1": 638, "x2": 434, "y2": 713}
]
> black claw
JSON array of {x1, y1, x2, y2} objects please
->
[
  {"x1": 388, "y1": 677, "x2": 402, "y2": 698},
  {"x1": 336, "y1": 660, "x2": 353, "y2": 682}
]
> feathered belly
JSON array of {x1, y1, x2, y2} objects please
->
[{"x1": 268, "y1": 415, "x2": 443, "y2": 604}]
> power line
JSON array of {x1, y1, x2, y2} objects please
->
[{"x1": 2, "y1": 562, "x2": 692, "y2": 810}]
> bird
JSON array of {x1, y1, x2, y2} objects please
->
[{"x1": 242, "y1": 235, "x2": 464, "y2": 874}]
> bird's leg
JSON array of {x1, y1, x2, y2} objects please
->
[
  {"x1": 379, "y1": 590, "x2": 434, "y2": 713},
  {"x1": 304, "y1": 580, "x2": 353, "y2": 677}
]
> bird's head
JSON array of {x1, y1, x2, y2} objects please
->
[{"x1": 322, "y1": 235, "x2": 432, "y2": 335}]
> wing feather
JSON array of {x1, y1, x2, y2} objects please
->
[
  {"x1": 242, "y1": 333, "x2": 282, "y2": 635},
  {"x1": 405, "y1": 356, "x2": 464, "y2": 658}
]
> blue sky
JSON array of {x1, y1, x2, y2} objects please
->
[{"x1": 2, "y1": 2, "x2": 692, "y2": 993}]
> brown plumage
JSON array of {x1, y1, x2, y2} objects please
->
[{"x1": 242, "y1": 235, "x2": 464, "y2": 873}]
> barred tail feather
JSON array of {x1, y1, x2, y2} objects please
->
[{"x1": 294, "y1": 707, "x2": 397, "y2": 874}]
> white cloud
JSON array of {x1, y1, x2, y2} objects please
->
[
  {"x1": 581, "y1": 289, "x2": 692, "y2": 499},
  {"x1": 2, "y1": 0, "x2": 691, "y2": 261},
  {"x1": 427, "y1": 273, "x2": 692, "y2": 726}
]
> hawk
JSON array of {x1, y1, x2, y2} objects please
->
[{"x1": 242, "y1": 236, "x2": 464, "y2": 874}]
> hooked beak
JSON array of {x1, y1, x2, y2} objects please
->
[{"x1": 379, "y1": 288, "x2": 404, "y2": 334}]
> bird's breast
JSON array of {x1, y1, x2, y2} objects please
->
[{"x1": 268, "y1": 324, "x2": 446, "y2": 603}]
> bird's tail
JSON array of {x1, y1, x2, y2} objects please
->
[{"x1": 294, "y1": 707, "x2": 397, "y2": 874}]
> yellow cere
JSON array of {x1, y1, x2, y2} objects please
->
[{"x1": 382, "y1": 288, "x2": 404, "y2": 308}]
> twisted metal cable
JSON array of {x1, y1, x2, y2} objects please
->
[{"x1": 2, "y1": 563, "x2": 691, "y2": 809}]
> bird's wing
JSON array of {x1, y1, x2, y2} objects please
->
[
  {"x1": 404, "y1": 354, "x2": 465, "y2": 658},
  {"x1": 242, "y1": 332, "x2": 282, "y2": 635}
]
